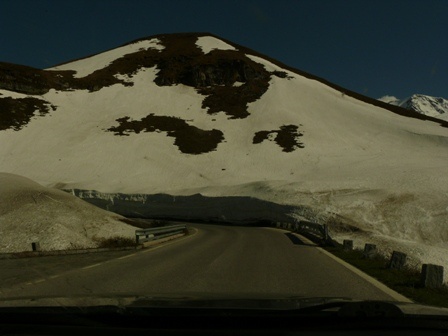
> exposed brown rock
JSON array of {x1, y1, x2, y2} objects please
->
[
  {"x1": 0, "y1": 96, "x2": 56, "y2": 131},
  {"x1": 107, "y1": 114, "x2": 224, "y2": 154},
  {"x1": 153, "y1": 34, "x2": 272, "y2": 119},
  {"x1": 253, "y1": 125, "x2": 304, "y2": 152}
]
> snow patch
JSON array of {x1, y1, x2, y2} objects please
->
[
  {"x1": 246, "y1": 54, "x2": 297, "y2": 79},
  {"x1": 114, "y1": 73, "x2": 133, "y2": 83},
  {"x1": 48, "y1": 38, "x2": 164, "y2": 78},
  {"x1": 196, "y1": 36, "x2": 236, "y2": 54}
]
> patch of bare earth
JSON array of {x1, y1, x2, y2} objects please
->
[
  {"x1": 253, "y1": 124, "x2": 304, "y2": 152},
  {"x1": 0, "y1": 96, "x2": 56, "y2": 131},
  {"x1": 107, "y1": 114, "x2": 224, "y2": 154}
]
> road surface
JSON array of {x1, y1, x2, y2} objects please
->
[{"x1": 0, "y1": 224, "x2": 406, "y2": 301}]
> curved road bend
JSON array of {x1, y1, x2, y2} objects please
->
[{"x1": 0, "y1": 224, "x2": 404, "y2": 301}]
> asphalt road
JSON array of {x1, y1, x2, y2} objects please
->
[{"x1": 0, "y1": 224, "x2": 405, "y2": 301}]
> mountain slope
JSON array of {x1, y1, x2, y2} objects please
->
[
  {"x1": 0, "y1": 33, "x2": 447, "y2": 270},
  {"x1": 379, "y1": 94, "x2": 448, "y2": 121},
  {"x1": 0, "y1": 33, "x2": 446, "y2": 192}
]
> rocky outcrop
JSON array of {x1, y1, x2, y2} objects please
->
[
  {"x1": 0, "y1": 62, "x2": 64, "y2": 95},
  {"x1": 152, "y1": 34, "x2": 272, "y2": 119}
]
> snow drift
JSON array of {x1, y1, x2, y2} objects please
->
[{"x1": 0, "y1": 173, "x2": 136, "y2": 253}]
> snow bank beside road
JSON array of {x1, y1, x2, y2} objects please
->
[{"x1": 0, "y1": 173, "x2": 136, "y2": 253}]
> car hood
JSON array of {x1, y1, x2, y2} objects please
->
[{"x1": 1, "y1": 293, "x2": 448, "y2": 317}]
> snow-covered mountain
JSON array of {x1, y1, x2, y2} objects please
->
[
  {"x1": 379, "y1": 94, "x2": 448, "y2": 121},
  {"x1": 1, "y1": 33, "x2": 447, "y2": 270}
]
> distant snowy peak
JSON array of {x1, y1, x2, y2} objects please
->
[
  {"x1": 378, "y1": 95, "x2": 401, "y2": 105},
  {"x1": 379, "y1": 94, "x2": 448, "y2": 121},
  {"x1": 401, "y1": 94, "x2": 448, "y2": 120}
]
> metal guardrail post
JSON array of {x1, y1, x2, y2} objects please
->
[
  {"x1": 389, "y1": 251, "x2": 407, "y2": 269},
  {"x1": 323, "y1": 224, "x2": 329, "y2": 242},
  {"x1": 421, "y1": 264, "x2": 444, "y2": 289},
  {"x1": 363, "y1": 244, "x2": 377, "y2": 259},
  {"x1": 343, "y1": 240, "x2": 353, "y2": 251}
]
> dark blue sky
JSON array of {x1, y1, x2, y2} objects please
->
[{"x1": 0, "y1": 0, "x2": 446, "y2": 100}]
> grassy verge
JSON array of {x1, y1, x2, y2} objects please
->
[{"x1": 324, "y1": 245, "x2": 448, "y2": 308}]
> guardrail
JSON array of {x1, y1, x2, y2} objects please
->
[
  {"x1": 135, "y1": 224, "x2": 187, "y2": 243},
  {"x1": 276, "y1": 220, "x2": 332, "y2": 246}
]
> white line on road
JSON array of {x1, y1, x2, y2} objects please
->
[
  {"x1": 81, "y1": 263, "x2": 102, "y2": 270},
  {"x1": 290, "y1": 231, "x2": 413, "y2": 303},
  {"x1": 316, "y1": 246, "x2": 413, "y2": 303},
  {"x1": 117, "y1": 254, "x2": 134, "y2": 260},
  {"x1": 17, "y1": 228, "x2": 199, "y2": 288},
  {"x1": 73, "y1": 230, "x2": 198, "y2": 269}
]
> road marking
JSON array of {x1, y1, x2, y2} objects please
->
[
  {"x1": 22, "y1": 274, "x2": 61, "y2": 287},
  {"x1": 6, "y1": 228, "x2": 200, "y2": 289},
  {"x1": 117, "y1": 254, "x2": 134, "y2": 260},
  {"x1": 290, "y1": 232, "x2": 413, "y2": 303},
  {"x1": 316, "y1": 246, "x2": 413, "y2": 303},
  {"x1": 81, "y1": 263, "x2": 102, "y2": 270}
]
